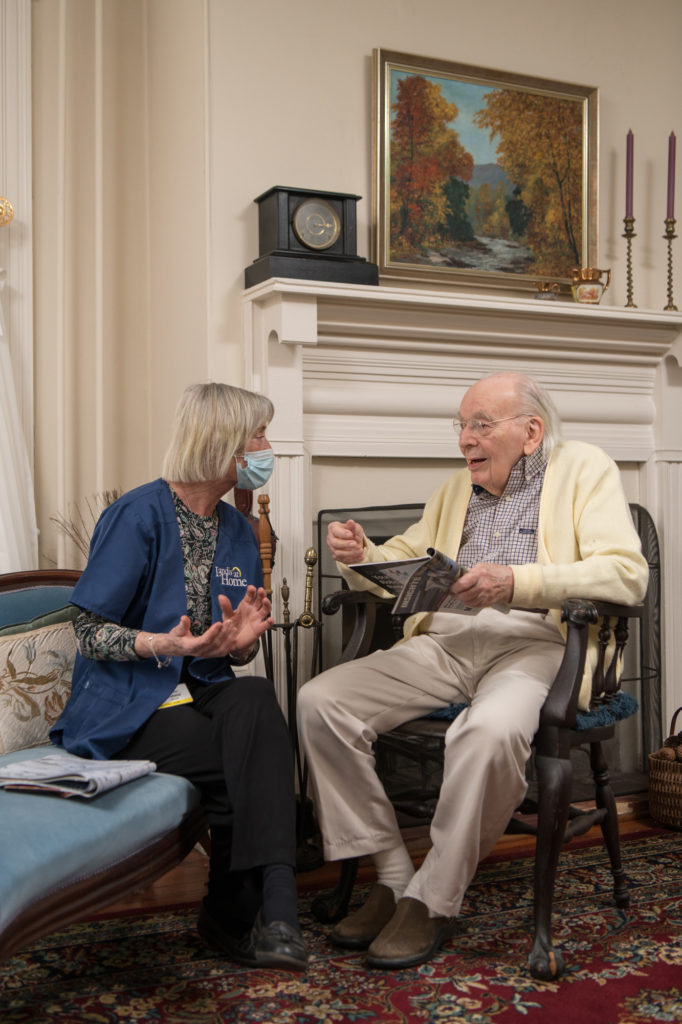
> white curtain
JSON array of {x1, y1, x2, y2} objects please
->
[{"x1": 0, "y1": 281, "x2": 38, "y2": 572}]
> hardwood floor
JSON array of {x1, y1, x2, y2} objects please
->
[{"x1": 104, "y1": 795, "x2": 654, "y2": 916}]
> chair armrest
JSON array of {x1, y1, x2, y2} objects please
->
[
  {"x1": 590, "y1": 600, "x2": 644, "y2": 620},
  {"x1": 540, "y1": 598, "x2": 643, "y2": 730},
  {"x1": 322, "y1": 591, "x2": 644, "y2": 723},
  {"x1": 321, "y1": 589, "x2": 391, "y2": 615},
  {"x1": 321, "y1": 589, "x2": 394, "y2": 663}
]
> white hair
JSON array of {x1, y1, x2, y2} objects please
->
[{"x1": 475, "y1": 372, "x2": 563, "y2": 457}]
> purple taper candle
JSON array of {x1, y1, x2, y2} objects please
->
[
  {"x1": 626, "y1": 130, "x2": 634, "y2": 218},
  {"x1": 667, "y1": 132, "x2": 676, "y2": 220}
]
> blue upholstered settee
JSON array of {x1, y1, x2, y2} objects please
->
[{"x1": 0, "y1": 570, "x2": 207, "y2": 962}]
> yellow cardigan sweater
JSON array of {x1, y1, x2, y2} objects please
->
[{"x1": 340, "y1": 441, "x2": 649, "y2": 710}]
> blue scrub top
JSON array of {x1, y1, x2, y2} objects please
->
[{"x1": 50, "y1": 479, "x2": 264, "y2": 759}]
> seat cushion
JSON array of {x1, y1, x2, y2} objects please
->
[
  {"x1": 0, "y1": 744, "x2": 202, "y2": 935},
  {"x1": 425, "y1": 690, "x2": 639, "y2": 730},
  {"x1": 571, "y1": 690, "x2": 639, "y2": 729}
]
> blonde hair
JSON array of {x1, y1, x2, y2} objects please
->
[{"x1": 162, "y1": 383, "x2": 274, "y2": 483}]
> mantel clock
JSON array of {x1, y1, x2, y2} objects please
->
[{"x1": 244, "y1": 186, "x2": 378, "y2": 287}]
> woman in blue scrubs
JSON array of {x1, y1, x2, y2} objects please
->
[{"x1": 51, "y1": 382, "x2": 307, "y2": 971}]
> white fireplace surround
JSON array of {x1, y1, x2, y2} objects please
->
[{"x1": 243, "y1": 278, "x2": 682, "y2": 720}]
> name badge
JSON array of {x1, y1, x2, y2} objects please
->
[{"x1": 158, "y1": 682, "x2": 193, "y2": 710}]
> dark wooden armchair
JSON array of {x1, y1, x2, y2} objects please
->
[{"x1": 309, "y1": 506, "x2": 659, "y2": 981}]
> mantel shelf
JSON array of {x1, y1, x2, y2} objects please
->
[
  {"x1": 244, "y1": 276, "x2": 682, "y2": 330},
  {"x1": 244, "y1": 278, "x2": 682, "y2": 366}
]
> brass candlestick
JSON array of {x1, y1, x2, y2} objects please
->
[
  {"x1": 664, "y1": 217, "x2": 678, "y2": 311},
  {"x1": 622, "y1": 216, "x2": 636, "y2": 307}
]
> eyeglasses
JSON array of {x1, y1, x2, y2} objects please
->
[{"x1": 453, "y1": 414, "x2": 528, "y2": 436}]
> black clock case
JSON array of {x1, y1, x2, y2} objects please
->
[{"x1": 245, "y1": 186, "x2": 379, "y2": 288}]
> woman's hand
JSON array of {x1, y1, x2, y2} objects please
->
[
  {"x1": 327, "y1": 519, "x2": 366, "y2": 565},
  {"x1": 136, "y1": 585, "x2": 273, "y2": 662}
]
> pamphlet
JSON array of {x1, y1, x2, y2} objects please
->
[
  {"x1": 348, "y1": 547, "x2": 482, "y2": 615},
  {"x1": 0, "y1": 751, "x2": 157, "y2": 799}
]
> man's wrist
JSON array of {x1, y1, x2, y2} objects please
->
[{"x1": 506, "y1": 566, "x2": 515, "y2": 602}]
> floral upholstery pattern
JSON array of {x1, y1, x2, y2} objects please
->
[{"x1": 0, "y1": 621, "x2": 76, "y2": 755}]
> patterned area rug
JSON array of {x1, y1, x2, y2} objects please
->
[{"x1": 1, "y1": 831, "x2": 681, "y2": 1024}]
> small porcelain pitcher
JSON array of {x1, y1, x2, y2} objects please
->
[{"x1": 571, "y1": 267, "x2": 611, "y2": 304}]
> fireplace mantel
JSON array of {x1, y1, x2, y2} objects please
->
[
  {"x1": 243, "y1": 278, "x2": 682, "y2": 718},
  {"x1": 245, "y1": 279, "x2": 682, "y2": 462}
]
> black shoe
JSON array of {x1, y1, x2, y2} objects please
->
[
  {"x1": 251, "y1": 912, "x2": 308, "y2": 971},
  {"x1": 197, "y1": 900, "x2": 259, "y2": 967}
]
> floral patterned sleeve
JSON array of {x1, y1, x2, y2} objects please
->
[
  {"x1": 74, "y1": 611, "x2": 141, "y2": 661},
  {"x1": 74, "y1": 487, "x2": 218, "y2": 662}
]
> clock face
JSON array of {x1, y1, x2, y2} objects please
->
[{"x1": 291, "y1": 198, "x2": 342, "y2": 250}]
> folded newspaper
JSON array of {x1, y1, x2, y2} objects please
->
[
  {"x1": 0, "y1": 751, "x2": 157, "y2": 799},
  {"x1": 347, "y1": 547, "x2": 478, "y2": 615}
]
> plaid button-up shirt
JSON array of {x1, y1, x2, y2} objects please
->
[{"x1": 457, "y1": 446, "x2": 547, "y2": 569}]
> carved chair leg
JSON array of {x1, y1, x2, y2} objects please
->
[
  {"x1": 310, "y1": 857, "x2": 359, "y2": 924},
  {"x1": 590, "y1": 741, "x2": 629, "y2": 909},
  {"x1": 529, "y1": 752, "x2": 572, "y2": 981}
]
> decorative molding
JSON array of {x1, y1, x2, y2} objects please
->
[
  {"x1": 54, "y1": 0, "x2": 69, "y2": 569},
  {"x1": 245, "y1": 278, "x2": 682, "y2": 465},
  {"x1": 0, "y1": 0, "x2": 33, "y2": 452},
  {"x1": 94, "y1": 0, "x2": 105, "y2": 491}
]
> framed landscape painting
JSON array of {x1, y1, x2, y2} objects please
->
[{"x1": 373, "y1": 49, "x2": 598, "y2": 292}]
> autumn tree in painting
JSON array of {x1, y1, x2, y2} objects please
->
[
  {"x1": 441, "y1": 177, "x2": 475, "y2": 243},
  {"x1": 391, "y1": 75, "x2": 474, "y2": 254},
  {"x1": 468, "y1": 181, "x2": 510, "y2": 239},
  {"x1": 474, "y1": 90, "x2": 583, "y2": 276}
]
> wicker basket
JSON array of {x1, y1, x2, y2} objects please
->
[{"x1": 648, "y1": 707, "x2": 682, "y2": 830}]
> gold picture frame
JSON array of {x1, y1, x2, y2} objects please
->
[{"x1": 373, "y1": 49, "x2": 598, "y2": 293}]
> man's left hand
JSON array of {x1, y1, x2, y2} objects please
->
[{"x1": 450, "y1": 563, "x2": 514, "y2": 607}]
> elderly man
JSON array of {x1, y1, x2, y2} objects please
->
[{"x1": 297, "y1": 371, "x2": 648, "y2": 969}]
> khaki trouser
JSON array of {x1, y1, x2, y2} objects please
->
[{"x1": 297, "y1": 608, "x2": 564, "y2": 918}]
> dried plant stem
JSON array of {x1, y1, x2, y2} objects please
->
[{"x1": 50, "y1": 490, "x2": 120, "y2": 560}]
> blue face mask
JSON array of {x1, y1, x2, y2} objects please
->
[{"x1": 235, "y1": 448, "x2": 274, "y2": 491}]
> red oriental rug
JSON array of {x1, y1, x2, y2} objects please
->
[{"x1": 1, "y1": 830, "x2": 680, "y2": 1024}]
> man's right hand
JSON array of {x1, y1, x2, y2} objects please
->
[{"x1": 327, "y1": 519, "x2": 366, "y2": 565}]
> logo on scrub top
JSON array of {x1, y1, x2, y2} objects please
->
[{"x1": 215, "y1": 565, "x2": 248, "y2": 588}]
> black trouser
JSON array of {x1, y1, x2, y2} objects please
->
[{"x1": 118, "y1": 675, "x2": 297, "y2": 872}]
